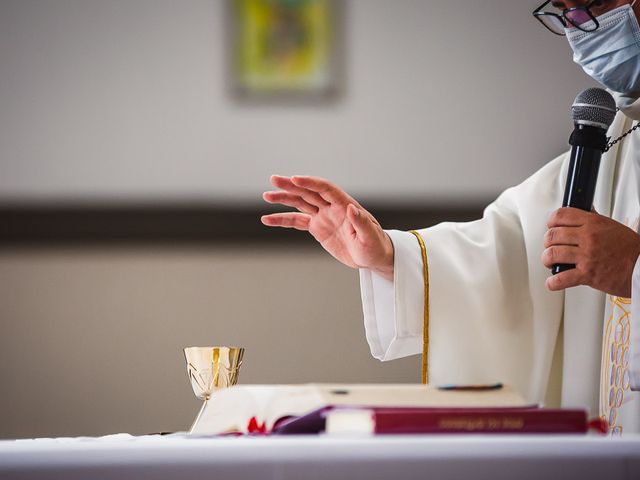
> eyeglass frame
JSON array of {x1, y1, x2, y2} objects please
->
[{"x1": 532, "y1": 0, "x2": 603, "y2": 36}]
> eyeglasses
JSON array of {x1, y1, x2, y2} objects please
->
[{"x1": 532, "y1": 0, "x2": 635, "y2": 36}]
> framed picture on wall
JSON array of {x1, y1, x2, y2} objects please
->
[{"x1": 228, "y1": 0, "x2": 341, "y2": 99}]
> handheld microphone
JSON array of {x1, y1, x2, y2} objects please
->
[{"x1": 552, "y1": 88, "x2": 616, "y2": 276}]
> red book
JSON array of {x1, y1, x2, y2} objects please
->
[{"x1": 273, "y1": 406, "x2": 606, "y2": 435}]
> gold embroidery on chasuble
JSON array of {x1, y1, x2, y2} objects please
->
[
  {"x1": 600, "y1": 295, "x2": 632, "y2": 435},
  {"x1": 599, "y1": 217, "x2": 638, "y2": 435}
]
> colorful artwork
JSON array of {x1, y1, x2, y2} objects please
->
[{"x1": 232, "y1": 0, "x2": 337, "y2": 96}]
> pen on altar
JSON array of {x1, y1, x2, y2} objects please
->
[{"x1": 437, "y1": 383, "x2": 504, "y2": 391}]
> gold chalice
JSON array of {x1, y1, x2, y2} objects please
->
[{"x1": 183, "y1": 346, "x2": 244, "y2": 433}]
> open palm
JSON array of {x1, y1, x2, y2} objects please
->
[{"x1": 261, "y1": 175, "x2": 393, "y2": 278}]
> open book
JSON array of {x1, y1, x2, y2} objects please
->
[{"x1": 189, "y1": 383, "x2": 554, "y2": 435}]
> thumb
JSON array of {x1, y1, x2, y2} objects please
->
[{"x1": 347, "y1": 204, "x2": 377, "y2": 241}]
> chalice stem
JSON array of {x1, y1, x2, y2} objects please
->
[{"x1": 189, "y1": 398, "x2": 209, "y2": 434}]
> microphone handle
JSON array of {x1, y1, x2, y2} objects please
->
[{"x1": 551, "y1": 143, "x2": 602, "y2": 275}]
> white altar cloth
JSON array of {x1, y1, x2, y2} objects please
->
[{"x1": 1, "y1": 434, "x2": 639, "y2": 480}]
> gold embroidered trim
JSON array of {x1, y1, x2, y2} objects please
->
[{"x1": 409, "y1": 230, "x2": 429, "y2": 384}]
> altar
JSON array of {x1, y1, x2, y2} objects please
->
[{"x1": 2, "y1": 434, "x2": 639, "y2": 480}]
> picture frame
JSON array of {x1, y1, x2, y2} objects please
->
[{"x1": 228, "y1": 0, "x2": 342, "y2": 101}]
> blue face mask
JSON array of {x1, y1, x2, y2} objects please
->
[{"x1": 567, "y1": 4, "x2": 640, "y2": 95}]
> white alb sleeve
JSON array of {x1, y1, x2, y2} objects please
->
[
  {"x1": 359, "y1": 229, "x2": 424, "y2": 361},
  {"x1": 630, "y1": 254, "x2": 640, "y2": 391}
]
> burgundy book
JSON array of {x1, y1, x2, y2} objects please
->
[{"x1": 272, "y1": 406, "x2": 606, "y2": 435}]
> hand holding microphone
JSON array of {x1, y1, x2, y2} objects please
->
[
  {"x1": 543, "y1": 88, "x2": 640, "y2": 297},
  {"x1": 550, "y1": 88, "x2": 616, "y2": 275}
]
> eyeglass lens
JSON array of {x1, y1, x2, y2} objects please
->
[
  {"x1": 537, "y1": 14, "x2": 566, "y2": 34},
  {"x1": 565, "y1": 9, "x2": 596, "y2": 28}
]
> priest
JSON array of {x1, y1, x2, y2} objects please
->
[{"x1": 262, "y1": 0, "x2": 640, "y2": 435}]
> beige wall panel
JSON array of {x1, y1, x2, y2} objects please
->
[{"x1": 0, "y1": 247, "x2": 419, "y2": 438}]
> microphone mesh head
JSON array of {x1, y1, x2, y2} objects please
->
[{"x1": 572, "y1": 88, "x2": 616, "y2": 130}]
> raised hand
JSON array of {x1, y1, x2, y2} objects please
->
[{"x1": 261, "y1": 175, "x2": 394, "y2": 280}]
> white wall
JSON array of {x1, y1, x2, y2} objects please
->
[{"x1": 0, "y1": 0, "x2": 595, "y2": 204}]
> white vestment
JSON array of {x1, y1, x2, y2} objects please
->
[{"x1": 360, "y1": 97, "x2": 640, "y2": 435}]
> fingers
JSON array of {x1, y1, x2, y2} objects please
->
[
  {"x1": 346, "y1": 203, "x2": 377, "y2": 242},
  {"x1": 547, "y1": 207, "x2": 591, "y2": 228},
  {"x1": 270, "y1": 175, "x2": 330, "y2": 208},
  {"x1": 263, "y1": 191, "x2": 319, "y2": 215},
  {"x1": 543, "y1": 227, "x2": 580, "y2": 248},
  {"x1": 290, "y1": 175, "x2": 353, "y2": 205},
  {"x1": 541, "y1": 245, "x2": 580, "y2": 269},
  {"x1": 546, "y1": 267, "x2": 583, "y2": 291},
  {"x1": 261, "y1": 213, "x2": 311, "y2": 231}
]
